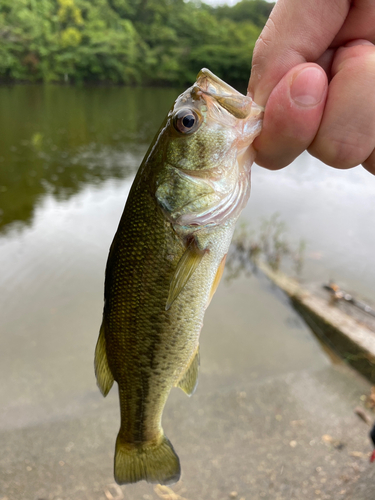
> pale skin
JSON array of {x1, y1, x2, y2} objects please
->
[{"x1": 247, "y1": 0, "x2": 375, "y2": 175}]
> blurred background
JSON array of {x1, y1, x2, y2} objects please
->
[
  {"x1": 0, "y1": 0, "x2": 273, "y2": 88},
  {"x1": 1, "y1": 1, "x2": 375, "y2": 500}
]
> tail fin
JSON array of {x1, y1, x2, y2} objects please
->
[{"x1": 114, "y1": 433, "x2": 181, "y2": 485}]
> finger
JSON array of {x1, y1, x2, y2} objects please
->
[
  {"x1": 332, "y1": 0, "x2": 375, "y2": 46},
  {"x1": 315, "y1": 49, "x2": 336, "y2": 80},
  {"x1": 309, "y1": 41, "x2": 375, "y2": 169},
  {"x1": 248, "y1": 0, "x2": 349, "y2": 105},
  {"x1": 363, "y1": 149, "x2": 375, "y2": 175},
  {"x1": 253, "y1": 64, "x2": 327, "y2": 170}
]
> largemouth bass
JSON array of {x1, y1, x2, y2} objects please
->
[{"x1": 94, "y1": 68, "x2": 263, "y2": 485}]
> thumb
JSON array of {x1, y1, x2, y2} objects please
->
[
  {"x1": 248, "y1": 0, "x2": 348, "y2": 106},
  {"x1": 252, "y1": 63, "x2": 327, "y2": 170}
]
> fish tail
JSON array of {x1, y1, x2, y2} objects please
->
[{"x1": 114, "y1": 432, "x2": 181, "y2": 485}]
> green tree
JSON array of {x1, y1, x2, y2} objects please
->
[
  {"x1": 213, "y1": 0, "x2": 274, "y2": 26},
  {"x1": 0, "y1": 0, "x2": 272, "y2": 85}
]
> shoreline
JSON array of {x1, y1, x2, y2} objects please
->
[{"x1": 256, "y1": 260, "x2": 375, "y2": 383}]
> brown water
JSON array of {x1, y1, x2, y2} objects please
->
[{"x1": 1, "y1": 85, "x2": 374, "y2": 499}]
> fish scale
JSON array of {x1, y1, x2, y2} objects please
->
[{"x1": 94, "y1": 68, "x2": 263, "y2": 485}]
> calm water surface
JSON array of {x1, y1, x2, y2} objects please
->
[{"x1": 1, "y1": 85, "x2": 374, "y2": 498}]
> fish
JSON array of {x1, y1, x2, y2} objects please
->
[{"x1": 94, "y1": 68, "x2": 263, "y2": 486}]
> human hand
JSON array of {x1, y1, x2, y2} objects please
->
[{"x1": 247, "y1": 0, "x2": 375, "y2": 175}]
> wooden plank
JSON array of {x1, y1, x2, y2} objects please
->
[{"x1": 257, "y1": 260, "x2": 375, "y2": 382}]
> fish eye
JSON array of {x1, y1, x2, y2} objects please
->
[{"x1": 173, "y1": 108, "x2": 200, "y2": 134}]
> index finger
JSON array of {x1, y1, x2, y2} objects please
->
[{"x1": 248, "y1": 0, "x2": 349, "y2": 105}]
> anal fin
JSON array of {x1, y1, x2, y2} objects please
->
[
  {"x1": 177, "y1": 345, "x2": 200, "y2": 396},
  {"x1": 166, "y1": 240, "x2": 205, "y2": 311},
  {"x1": 94, "y1": 321, "x2": 114, "y2": 397}
]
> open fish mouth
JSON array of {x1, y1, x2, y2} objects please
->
[
  {"x1": 194, "y1": 68, "x2": 264, "y2": 120},
  {"x1": 159, "y1": 68, "x2": 264, "y2": 229}
]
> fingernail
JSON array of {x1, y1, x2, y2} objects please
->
[{"x1": 290, "y1": 67, "x2": 326, "y2": 107}]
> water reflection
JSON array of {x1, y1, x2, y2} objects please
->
[
  {"x1": 226, "y1": 213, "x2": 306, "y2": 282},
  {"x1": 1, "y1": 85, "x2": 375, "y2": 498},
  {"x1": 0, "y1": 85, "x2": 180, "y2": 233}
]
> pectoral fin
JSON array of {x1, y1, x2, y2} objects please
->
[
  {"x1": 177, "y1": 345, "x2": 200, "y2": 396},
  {"x1": 207, "y1": 254, "x2": 227, "y2": 307},
  {"x1": 166, "y1": 240, "x2": 205, "y2": 311},
  {"x1": 94, "y1": 321, "x2": 114, "y2": 397}
]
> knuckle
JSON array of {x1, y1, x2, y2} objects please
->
[
  {"x1": 252, "y1": 15, "x2": 283, "y2": 64},
  {"x1": 251, "y1": 32, "x2": 273, "y2": 75},
  {"x1": 333, "y1": 44, "x2": 375, "y2": 77}
]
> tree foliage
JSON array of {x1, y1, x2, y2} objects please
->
[{"x1": 0, "y1": 0, "x2": 274, "y2": 85}]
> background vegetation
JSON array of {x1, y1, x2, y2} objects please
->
[{"x1": 0, "y1": 0, "x2": 273, "y2": 86}]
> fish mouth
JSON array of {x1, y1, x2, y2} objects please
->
[{"x1": 194, "y1": 68, "x2": 263, "y2": 120}]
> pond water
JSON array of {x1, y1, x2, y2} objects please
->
[{"x1": 1, "y1": 85, "x2": 374, "y2": 499}]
